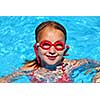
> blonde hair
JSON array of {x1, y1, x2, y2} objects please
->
[{"x1": 35, "y1": 21, "x2": 67, "y2": 42}]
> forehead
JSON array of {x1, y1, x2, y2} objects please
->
[{"x1": 37, "y1": 26, "x2": 65, "y2": 42}]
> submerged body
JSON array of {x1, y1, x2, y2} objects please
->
[
  {"x1": 1, "y1": 58, "x2": 100, "y2": 83},
  {"x1": 19, "y1": 58, "x2": 100, "y2": 83}
]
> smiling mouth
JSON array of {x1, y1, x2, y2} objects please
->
[{"x1": 46, "y1": 55, "x2": 57, "y2": 60}]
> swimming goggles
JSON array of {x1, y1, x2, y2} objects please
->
[
  {"x1": 34, "y1": 40, "x2": 70, "y2": 64},
  {"x1": 36, "y1": 40, "x2": 68, "y2": 51}
]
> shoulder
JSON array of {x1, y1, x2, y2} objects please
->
[
  {"x1": 63, "y1": 58, "x2": 88, "y2": 65},
  {"x1": 63, "y1": 58, "x2": 88, "y2": 66},
  {"x1": 63, "y1": 58, "x2": 89, "y2": 71},
  {"x1": 75, "y1": 58, "x2": 88, "y2": 66},
  {"x1": 20, "y1": 59, "x2": 39, "y2": 71},
  {"x1": 18, "y1": 59, "x2": 40, "y2": 76}
]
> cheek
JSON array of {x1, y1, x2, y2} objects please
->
[
  {"x1": 38, "y1": 48, "x2": 47, "y2": 57},
  {"x1": 58, "y1": 50, "x2": 65, "y2": 55},
  {"x1": 56, "y1": 51, "x2": 65, "y2": 60}
]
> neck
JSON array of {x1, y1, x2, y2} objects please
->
[
  {"x1": 41, "y1": 62, "x2": 57, "y2": 71},
  {"x1": 40, "y1": 58, "x2": 65, "y2": 71},
  {"x1": 44, "y1": 65, "x2": 57, "y2": 71}
]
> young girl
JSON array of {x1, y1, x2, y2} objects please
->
[{"x1": 0, "y1": 21, "x2": 99, "y2": 83}]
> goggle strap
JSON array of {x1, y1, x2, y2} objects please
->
[
  {"x1": 34, "y1": 43, "x2": 40, "y2": 64},
  {"x1": 64, "y1": 45, "x2": 70, "y2": 56}
]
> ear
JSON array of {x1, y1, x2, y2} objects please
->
[{"x1": 34, "y1": 43, "x2": 40, "y2": 64}]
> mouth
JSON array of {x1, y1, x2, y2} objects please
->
[{"x1": 46, "y1": 55, "x2": 57, "y2": 60}]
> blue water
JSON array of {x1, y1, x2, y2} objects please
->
[{"x1": 0, "y1": 16, "x2": 100, "y2": 82}]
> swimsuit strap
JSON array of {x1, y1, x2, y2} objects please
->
[{"x1": 56, "y1": 64, "x2": 71, "y2": 83}]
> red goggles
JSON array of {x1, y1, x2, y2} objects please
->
[
  {"x1": 36, "y1": 40, "x2": 68, "y2": 51},
  {"x1": 34, "y1": 40, "x2": 70, "y2": 64}
]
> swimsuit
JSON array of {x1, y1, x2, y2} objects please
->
[{"x1": 28, "y1": 65, "x2": 72, "y2": 83}]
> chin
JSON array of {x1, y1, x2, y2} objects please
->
[
  {"x1": 46, "y1": 60, "x2": 60, "y2": 66},
  {"x1": 46, "y1": 62, "x2": 57, "y2": 65}
]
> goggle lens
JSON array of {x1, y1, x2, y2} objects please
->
[
  {"x1": 55, "y1": 41, "x2": 65, "y2": 50},
  {"x1": 40, "y1": 41, "x2": 51, "y2": 49}
]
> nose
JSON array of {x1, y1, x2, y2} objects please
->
[{"x1": 49, "y1": 46, "x2": 56, "y2": 55}]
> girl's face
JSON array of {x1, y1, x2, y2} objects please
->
[{"x1": 37, "y1": 26, "x2": 66, "y2": 66}]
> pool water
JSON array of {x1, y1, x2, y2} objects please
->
[{"x1": 0, "y1": 16, "x2": 100, "y2": 83}]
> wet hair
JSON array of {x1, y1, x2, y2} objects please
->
[{"x1": 35, "y1": 21, "x2": 67, "y2": 42}]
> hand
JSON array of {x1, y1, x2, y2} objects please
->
[
  {"x1": 0, "y1": 78, "x2": 8, "y2": 83},
  {"x1": 92, "y1": 71, "x2": 100, "y2": 83}
]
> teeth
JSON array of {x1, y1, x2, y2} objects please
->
[
  {"x1": 47, "y1": 55, "x2": 57, "y2": 57},
  {"x1": 46, "y1": 55, "x2": 57, "y2": 60}
]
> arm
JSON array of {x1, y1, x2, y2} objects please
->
[
  {"x1": 0, "y1": 71, "x2": 24, "y2": 83},
  {"x1": 0, "y1": 60, "x2": 38, "y2": 83},
  {"x1": 69, "y1": 58, "x2": 100, "y2": 69}
]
